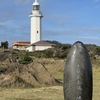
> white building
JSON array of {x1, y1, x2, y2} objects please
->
[
  {"x1": 26, "y1": 40, "x2": 55, "y2": 52},
  {"x1": 12, "y1": 42, "x2": 30, "y2": 50}
]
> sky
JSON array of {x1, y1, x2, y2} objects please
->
[{"x1": 0, "y1": 0, "x2": 100, "y2": 46}]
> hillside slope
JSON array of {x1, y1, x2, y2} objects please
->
[{"x1": 0, "y1": 62, "x2": 61, "y2": 87}]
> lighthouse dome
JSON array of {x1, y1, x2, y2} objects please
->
[{"x1": 33, "y1": 0, "x2": 39, "y2": 5}]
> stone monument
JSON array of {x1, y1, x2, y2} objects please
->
[{"x1": 63, "y1": 41, "x2": 92, "y2": 100}]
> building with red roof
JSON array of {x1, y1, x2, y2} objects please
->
[{"x1": 12, "y1": 42, "x2": 30, "y2": 50}]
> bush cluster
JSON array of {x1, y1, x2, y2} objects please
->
[
  {"x1": 19, "y1": 55, "x2": 33, "y2": 64},
  {"x1": 94, "y1": 47, "x2": 100, "y2": 55}
]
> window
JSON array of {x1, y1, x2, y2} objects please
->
[{"x1": 33, "y1": 5, "x2": 40, "y2": 10}]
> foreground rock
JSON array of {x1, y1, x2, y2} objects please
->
[{"x1": 0, "y1": 62, "x2": 61, "y2": 87}]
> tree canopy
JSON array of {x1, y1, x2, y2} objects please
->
[{"x1": 1, "y1": 41, "x2": 9, "y2": 49}]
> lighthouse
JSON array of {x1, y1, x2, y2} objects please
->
[
  {"x1": 12, "y1": 0, "x2": 55, "y2": 52},
  {"x1": 30, "y1": 0, "x2": 43, "y2": 44}
]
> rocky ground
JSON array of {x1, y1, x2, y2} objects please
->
[
  {"x1": 0, "y1": 52, "x2": 63, "y2": 87},
  {"x1": 0, "y1": 50, "x2": 100, "y2": 87}
]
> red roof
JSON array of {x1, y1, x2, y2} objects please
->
[{"x1": 12, "y1": 41, "x2": 30, "y2": 46}]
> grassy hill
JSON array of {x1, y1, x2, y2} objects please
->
[{"x1": 0, "y1": 42, "x2": 100, "y2": 100}]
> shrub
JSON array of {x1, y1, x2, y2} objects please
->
[
  {"x1": 45, "y1": 50, "x2": 53, "y2": 58},
  {"x1": 94, "y1": 47, "x2": 100, "y2": 55},
  {"x1": 19, "y1": 55, "x2": 33, "y2": 64}
]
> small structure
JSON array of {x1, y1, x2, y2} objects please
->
[
  {"x1": 26, "y1": 41, "x2": 55, "y2": 52},
  {"x1": 12, "y1": 42, "x2": 30, "y2": 50}
]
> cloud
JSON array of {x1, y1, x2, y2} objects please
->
[
  {"x1": 43, "y1": 27, "x2": 100, "y2": 38},
  {"x1": 0, "y1": 19, "x2": 30, "y2": 46},
  {"x1": 42, "y1": 26, "x2": 100, "y2": 45},
  {"x1": 80, "y1": 27, "x2": 100, "y2": 34},
  {"x1": 78, "y1": 36, "x2": 100, "y2": 40},
  {"x1": 0, "y1": 32, "x2": 30, "y2": 47},
  {"x1": 64, "y1": 26, "x2": 100, "y2": 34}
]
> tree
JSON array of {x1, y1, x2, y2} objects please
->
[{"x1": 1, "y1": 41, "x2": 9, "y2": 49}]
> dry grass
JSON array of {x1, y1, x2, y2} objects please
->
[
  {"x1": 0, "y1": 67, "x2": 100, "y2": 100},
  {"x1": 0, "y1": 86, "x2": 64, "y2": 100},
  {"x1": 93, "y1": 67, "x2": 100, "y2": 100}
]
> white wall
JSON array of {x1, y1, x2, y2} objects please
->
[
  {"x1": 30, "y1": 11, "x2": 42, "y2": 44},
  {"x1": 30, "y1": 17, "x2": 40, "y2": 44},
  {"x1": 35, "y1": 45, "x2": 52, "y2": 51},
  {"x1": 13, "y1": 45, "x2": 26, "y2": 50},
  {"x1": 26, "y1": 46, "x2": 33, "y2": 52},
  {"x1": 26, "y1": 45, "x2": 53, "y2": 52}
]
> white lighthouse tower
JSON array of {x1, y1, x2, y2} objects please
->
[{"x1": 30, "y1": 0, "x2": 43, "y2": 44}]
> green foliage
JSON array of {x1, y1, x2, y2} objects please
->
[
  {"x1": 46, "y1": 40, "x2": 62, "y2": 45},
  {"x1": 85, "y1": 44, "x2": 97, "y2": 52},
  {"x1": 54, "y1": 49, "x2": 69, "y2": 59},
  {"x1": 1, "y1": 41, "x2": 9, "y2": 49},
  {"x1": 59, "y1": 51, "x2": 67, "y2": 59},
  {"x1": 32, "y1": 50, "x2": 45, "y2": 58},
  {"x1": 94, "y1": 46, "x2": 100, "y2": 55},
  {"x1": 44, "y1": 50, "x2": 53, "y2": 58},
  {"x1": 19, "y1": 55, "x2": 33, "y2": 64}
]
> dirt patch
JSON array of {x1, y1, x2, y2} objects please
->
[
  {"x1": 48, "y1": 60, "x2": 65, "y2": 72},
  {"x1": 34, "y1": 58, "x2": 65, "y2": 72},
  {"x1": 0, "y1": 61, "x2": 62, "y2": 87}
]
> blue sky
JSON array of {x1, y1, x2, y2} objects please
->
[{"x1": 0, "y1": 0, "x2": 100, "y2": 46}]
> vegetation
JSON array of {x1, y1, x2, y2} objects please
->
[
  {"x1": 0, "y1": 41, "x2": 9, "y2": 49},
  {"x1": 19, "y1": 55, "x2": 33, "y2": 64},
  {"x1": 94, "y1": 46, "x2": 100, "y2": 55}
]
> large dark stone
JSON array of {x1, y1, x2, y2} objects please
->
[{"x1": 63, "y1": 41, "x2": 92, "y2": 100}]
